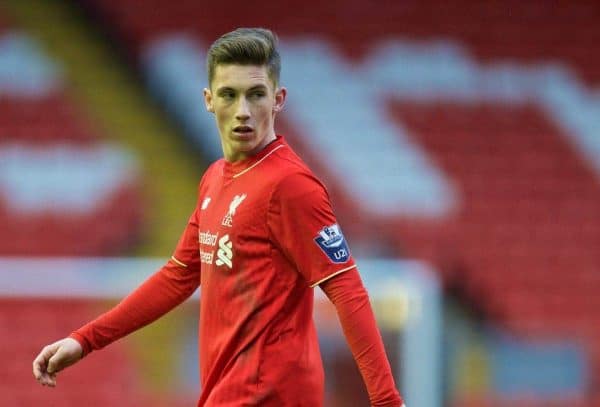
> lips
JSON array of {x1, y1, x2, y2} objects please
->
[{"x1": 233, "y1": 125, "x2": 254, "y2": 133}]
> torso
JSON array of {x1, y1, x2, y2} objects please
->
[{"x1": 196, "y1": 138, "x2": 325, "y2": 406}]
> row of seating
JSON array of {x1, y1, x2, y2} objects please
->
[
  {"x1": 0, "y1": 298, "x2": 165, "y2": 407},
  {"x1": 394, "y1": 100, "x2": 600, "y2": 403},
  {"x1": 0, "y1": 27, "x2": 144, "y2": 256},
  {"x1": 83, "y1": 0, "x2": 600, "y2": 82}
]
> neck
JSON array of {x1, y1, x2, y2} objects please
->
[{"x1": 223, "y1": 131, "x2": 277, "y2": 162}]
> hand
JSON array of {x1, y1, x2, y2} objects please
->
[{"x1": 32, "y1": 337, "x2": 83, "y2": 387}]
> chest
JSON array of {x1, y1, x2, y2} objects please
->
[{"x1": 197, "y1": 177, "x2": 272, "y2": 274}]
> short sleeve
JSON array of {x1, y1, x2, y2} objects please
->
[{"x1": 268, "y1": 172, "x2": 356, "y2": 287}]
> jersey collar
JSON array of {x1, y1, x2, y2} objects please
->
[{"x1": 222, "y1": 135, "x2": 286, "y2": 179}]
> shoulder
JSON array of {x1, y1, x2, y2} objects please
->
[
  {"x1": 269, "y1": 145, "x2": 328, "y2": 200},
  {"x1": 200, "y1": 160, "x2": 224, "y2": 184},
  {"x1": 196, "y1": 159, "x2": 224, "y2": 196},
  {"x1": 267, "y1": 157, "x2": 329, "y2": 209}
]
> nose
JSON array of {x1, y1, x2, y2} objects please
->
[{"x1": 235, "y1": 97, "x2": 250, "y2": 121}]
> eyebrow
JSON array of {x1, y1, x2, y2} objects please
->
[
  {"x1": 247, "y1": 85, "x2": 268, "y2": 91},
  {"x1": 216, "y1": 84, "x2": 268, "y2": 94},
  {"x1": 216, "y1": 87, "x2": 235, "y2": 95}
]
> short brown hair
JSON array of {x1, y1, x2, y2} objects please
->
[{"x1": 206, "y1": 28, "x2": 281, "y2": 87}]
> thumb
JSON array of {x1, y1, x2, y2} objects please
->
[
  {"x1": 46, "y1": 344, "x2": 70, "y2": 374},
  {"x1": 46, "y1": 338, "x2": 82, "y2": 374},
  {"x1": 46, "y1": 352, "x2": 62, "y2": 374}
]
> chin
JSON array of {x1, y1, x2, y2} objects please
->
[{"x1": 236, "y1": 139, "x2": 257, "y2": 149}]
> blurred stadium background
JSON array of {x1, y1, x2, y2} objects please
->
[{"x1": 0, "y1": 0, "x2": 598, "y2": 405}]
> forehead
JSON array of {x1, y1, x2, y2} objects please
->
[{"x1": 211, "y1": 64, "x2": 273, "y2": 90}]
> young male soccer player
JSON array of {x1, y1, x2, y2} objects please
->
[{"x1": 33, "y1": 28, "x2": 405, "y2": 406}]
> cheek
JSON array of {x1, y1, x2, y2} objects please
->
[
  {"x1": 257, "y1": 105, "x2": 273, "y2": 124},
  {"x1": 215, "y1": 110, "x2": 230, "y2": 127}
]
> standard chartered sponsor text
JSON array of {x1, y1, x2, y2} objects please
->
[
  {"x1": 200, "y1": 250, "x2": 214, "y2": 264},
  {"x1": 200, "y1": 230, "x2": 218, "y2": 246}
]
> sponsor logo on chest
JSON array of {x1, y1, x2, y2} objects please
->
[
  {"x1": 199, "y1": 193, "x2": 248, "y2": 269},
  {"x1": 215, "y1": 234, "x2": 233, "y2": 268},
  {"x1": 199, "y1": 229, "x2": 217, "y2": 266},
  {"x1": 199, "y1": 230, "x2": 218, "y2": 246},
  {"x1": 200, "y1": 233, "x2": 233, "y2": 269}
]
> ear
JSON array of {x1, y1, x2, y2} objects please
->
[
  {"x1": 203, "y1": 88, "x2": 214, "y2": 113},
  {"x1": 273, "y1": 86, "x2": 287, "y2": 113}
]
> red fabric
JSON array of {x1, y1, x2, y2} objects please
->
[
  {"x1": 70, "y1": 137, "x2": 401, "y2": 406},
  {"x1": 70, "y1": 257, "x2": 200, "y2": 355},
  {"x1": 70, "y1": 207, "x2": 201, "y2": 353},
  {"x1": 194, "y1": 137, "x2": 355, "y2": 406},
  {"x1": 321, "y1": 268, "x2": 404, "y2": 407}
]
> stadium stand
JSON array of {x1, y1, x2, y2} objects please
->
[
  {"x1": 393, "y1": 101, "x2": 600, "y2": 332},
  {"x1": 0, "y1": 27, "x2": 143, "y2": 256},
  {"x1": 0, "y1": 9, "x2": 168, "y2": 406},
  {"x1": 77, "y1": 0, "x2": 600, "y2": 404},
  {"x1": 0, "y1": 298, "x2": 155, "y2": 406}
]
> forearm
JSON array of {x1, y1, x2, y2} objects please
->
[
  {"x1": 321, "y1": 268, "x2": 404, "y2": 407},
  {"x1": 70, "y1": 262, "x2": 198, "y2": 355}
]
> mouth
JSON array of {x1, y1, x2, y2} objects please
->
[
  {"x1": 232, "y1": 125, "x2": 254, "y2": 139},
  {"x1": 233, "y1": 125, "x2": 253, "y2": 133}
]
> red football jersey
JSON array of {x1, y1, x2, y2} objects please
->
[
  {"x1": 172, "y1": 136, "x2": 357, "y2": 406},
  {"x1": 70, "y1": 135, "x2": 402, "y2": 406}
]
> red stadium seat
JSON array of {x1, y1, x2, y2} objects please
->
[
  {"x1": 0, "y1": 90, "x2": 143, "y2": 255},
  {"x1": 0, "y1": 298, "x2": 156, "y2": 405}
]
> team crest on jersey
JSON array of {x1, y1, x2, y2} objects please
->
[
  {"x1": 314, "y1": 223, "x2": 350, "y2": 264},
  {"x1": 222, "y1": 193, "x2": 247, "y2": 227}
]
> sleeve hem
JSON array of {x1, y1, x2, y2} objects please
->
[
  {"x1": 68, "y1": 331, "x2": 91, "y2": 357},
  {"x1": 310, "y1": 264, "x2": 357, "y2": 287}
]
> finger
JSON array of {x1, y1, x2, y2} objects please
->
[
  {"x1": 39, "y1": 373, "x2": 48, "y2": 385},
  {"x1": 33, "y1": 346, "x2": 53, "y2": 379},
  {"x1": 32, "y1": 358, "x2": 44, "y2": 380},
  {"x1": 33, "y1": 343, "x2": 59, "y2": 380},
  {"x1": 37, "y1": 370, "x2": 52, "y2": 385},
  {"x1": 47, "y1": 352, "x2": 61, "y2": 374},
  {"x1": 38, "y1": 369, "x2": 56, "y2": 385},
  {"x1": 40, "y1": 375, "x2": 56, "y2": 387},
  {"x1": 43, "y1": 372, "x2": 57, "y2": 387},
  {"x1": 37, "y1": 371, "x2": 49, "y2": 384}
]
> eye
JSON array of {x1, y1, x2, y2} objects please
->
[
  {"x1": 219, "y1": 90, "x2": 235, "y2": 100},
  {"x1": 249, "y1": 91, "x2": 266, "y2": 100}
]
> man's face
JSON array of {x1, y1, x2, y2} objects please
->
[{"x1": 204, "y1": 64, "x2": 286, "y2": 162}]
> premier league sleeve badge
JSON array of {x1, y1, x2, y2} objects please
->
[{"x1": 314, "y1": 224, "x2": 350, "y2": 264}]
